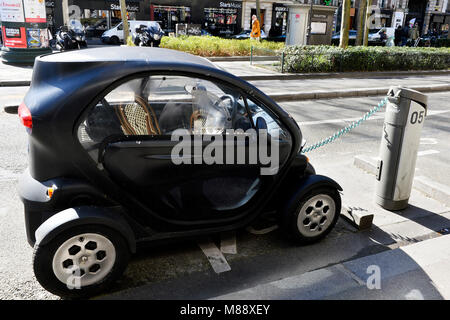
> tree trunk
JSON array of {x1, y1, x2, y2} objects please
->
[
  {"x1": 256, "y1": 0, "x2": 262, "y2": 25},
  {"x1": 363, "y1": 0, "x2": 372, "y2": 46},
  {"x1": 307, "y1": 0, "x2": 314, "y2": 45},
  {"x1": 120, "y1": 0, "x2": 130, "y2": 44},
  {"x1": 62, "y1": 0, "x2": 69, "y2": 26},
  {"x1": 339, "y1": 0, "x2": 351, "y2": 48},
  {"x1": 356, "y1": 0, "x2": 367, "y2": 46}
]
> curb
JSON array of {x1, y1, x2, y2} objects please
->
[
  {"x1": 240, "y1": 69, "x2": 450, "y2": 81},
  {"x1": 1, "y1": 70, "x2": 449, "y2": 88},
  {"x1": 269, "y1": 84, "x2": 450, "y2": 102},
  {"x1": 414, "y1": 176, "x2": 450, "y2": 208},
  {"x1": 0, "y1": 80, "x2": 31, "y2": 87},
  {"x1": 207, "y1": 56, "x2": 278, "y2": 62},
  {"x1": 353, "y1": 155, "x2": 450, "y2": 207}
]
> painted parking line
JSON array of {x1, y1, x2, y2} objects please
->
[
  {"x1": 418, "y1": 150, "x2": 440, "y2": 157},
  {"x1": 220, "y1": 231, "x2": 237, "y2": 255},
  {"x1": 198, "y1": 238, "x2": 231, "y2": 274},
  {"x1": 420, "y1": 138, "x2": 438, "y2": 145}
]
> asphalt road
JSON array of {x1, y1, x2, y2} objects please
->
[{"x1": 0, "y1": 87, "x2": 449, "y2": 299}]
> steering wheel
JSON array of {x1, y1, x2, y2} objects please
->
[{"x1": 212, "y1": 94, "x2": 237, "y2": 128}]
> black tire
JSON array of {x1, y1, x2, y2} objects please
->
[
  {"x1": 152, "y1": 39, "x2": 161, "y2": 47},
  {"x1": 281, "y1": 187, "x2": 341, "y2": 244},
  {"x1": 33, "y1": 225, "x2": 130, "y2": 299},
  {"x1": 110, "y1": 36, "x2": 120, "y2": 45}
]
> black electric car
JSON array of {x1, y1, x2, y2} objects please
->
[{"x1": 19, "y1": 47, "x2": 342, "y2": 298}]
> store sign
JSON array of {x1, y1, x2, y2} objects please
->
[
  {"x1": 23, "y1": 0, "x2": 46, "y2": 23},
  {"x1": 274, "y1": 5, "x2": 288, "y2": 12},
  {"x1": 2, "y1": 26, "x2": 27, "y2": 47},
  {"x1": 110, "y1": 3, "x2": 140, "y2": 12},
  {"x1": 0, "y1": 0, "x2": 25, "y2": 22},
  {"x1": 393, "y1": 11, "x2": 404, "y2": 28},
  {"x1": 219, "y1": 2, "x2": 241, "y2": 9},
  {"x1": 311, "y1": 22, "x2": 327, "y2": 34}
]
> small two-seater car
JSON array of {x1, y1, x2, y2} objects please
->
[{"x1": 19, "y1": 47, "x2": 342, "y2": 298}]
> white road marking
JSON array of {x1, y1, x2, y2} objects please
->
[
  {"x1": 246, "y1": 224, "x2": 279, "y2": 235},
  {"x1": 198, "y1": 238, "x2": 231, "y2": 273},
  {"x1": 418, "y1": 150, "x2": 439, "y2": 157},
  {"x1": 420, "y1": 138, "x2": 438, "y2": 145},
  {"x1": 220, "y1": 231, "x2": 237, "y2": 255},
  {"x1": 297, "y1": 109, "x2": 450, "y2": 126}
]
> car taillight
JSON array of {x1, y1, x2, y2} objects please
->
[{"x1": 18, "y1": 102, "x2": 32, "y2": 129}]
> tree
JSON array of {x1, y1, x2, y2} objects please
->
[{"x1": 339, "y1": 0, "x2": 351, "y2": 48}]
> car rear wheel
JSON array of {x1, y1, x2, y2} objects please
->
[
  {"x1": 33, "y1": 225, "x2": 130, "y2": 299},
  {"x1": 281, "y1": 187, "x2": 341, "y2": 244},
  {"x1": 110, "y1": 36, "x2": 120, "y2": 45}
]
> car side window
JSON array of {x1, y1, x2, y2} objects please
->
[
  {"x1": 245, "y1": 97, "x2": 291, "y2": 141},
  {"x1": 77, "y1": 75, "x2": 253, "y2": 148}
]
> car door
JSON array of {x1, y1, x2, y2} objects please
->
[{"x1": 77, "y1": 74, "x2": 292, "y2": 224}]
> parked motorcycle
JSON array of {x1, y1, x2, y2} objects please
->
[
  {"x1": 55, "y1": 21, "x2": 87, "y2": 51},
  {"x1": 133, "y1": 22, "x2": 164, "y2": 47}
]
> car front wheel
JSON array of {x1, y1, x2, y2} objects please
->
[
  {"x1": 33, "y1": 225, "x2": 130, "y2": 299},
  {"x1": 281, "y1": 187, "x2": 341, "y2": 244}
]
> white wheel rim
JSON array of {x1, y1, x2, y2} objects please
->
[
  {"x1": 52, "y1": 233, "x2": 116, "y2": 288},
  {"x1": 297, "y1": 194, "x2": 336, "y2": 237}
]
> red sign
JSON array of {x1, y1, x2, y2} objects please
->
[{"x1": 2, "y1": 26, "x2": 28, "y2": 48}]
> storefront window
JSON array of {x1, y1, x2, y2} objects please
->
[
  {"x1": 204, "y1": 7, "x2": 238, "y2": 36},
  {"x1": 271, "y1": 4, "x2": 288, "y2": 37},
  {"x1": 151, "y1": 5, "x2": 191, "y2": 33}
]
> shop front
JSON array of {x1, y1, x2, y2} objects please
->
[
  {"x1": 270, "y1": 3, "x2": 289, "y2": 37},
  {"x1": 51, "y1": 1, "x2": 143, "y2": 34},
  {"x1": 150, "y1": 4, "x2": 191, "y2": 33},
  {"x1": 1, "y1": 0, "x2": 52, "y2": 64},
  {"x1": 429, "y1": 13, "x2": 450, "y2": 34},
  {"x1": 203, "y1": 1, "x2": 242, "y2": 36},
  {"x1": 149, "y1": 0, "x2": 242, "y2": 36}
]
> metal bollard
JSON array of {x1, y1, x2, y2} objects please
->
[{"x1": 375, "y1": 86, "x2": 428, "y2": 211}]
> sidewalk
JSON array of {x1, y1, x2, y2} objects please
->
[
  {"x1": 1, "y1": 57, "x2": 449, "y2": 85},
  {"x1": 210, "y1": 152, "x2": 450, "y2": 300},
  {"x1": 212, "y1": 234, "x2": 450, "y2": 300}
]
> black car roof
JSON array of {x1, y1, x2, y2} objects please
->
[{"x1": 38, "y1": 47, "x2": 218, "y2": 69}]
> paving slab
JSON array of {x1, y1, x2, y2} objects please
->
[{"x1": 212, "y1": 234, "x2": 450, "y2": 300}]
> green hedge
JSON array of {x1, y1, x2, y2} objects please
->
[
  {"x1": 281, "y1": 46, "x2": 450, "y2": 73},
  {"x1": 160, "y1": 35, "x2": 284, "y2": 57}
]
